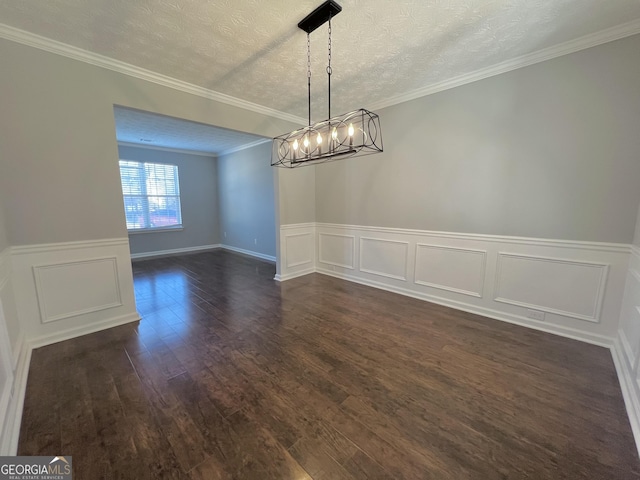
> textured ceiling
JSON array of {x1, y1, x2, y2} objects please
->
[
  {"x1": 1, "y1": 0, "x2": 640, "y2": 121},
  {"x1": 114, "y1": 106, "x2": 268, "y2": 154}
]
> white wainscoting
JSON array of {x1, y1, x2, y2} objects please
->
[
  {"x1": 0, "y1": 248, "x2": 19, "y2": 366},
  {"x1": 10, "y1": 238, "x2": 140, "y2": 347},
  {"x1": 0, "y1": 335, "x2": 29, "y2": 456},
  {"x1": 614, "y1": 246, "x2": 640, "y2": 456},
  {"x1": 276, "y1": 223, "x2": 316, "y2": 281},
  {"x1": 279, "y1": 222, "x2": 629, "y2": 346},
  {"x1": 0, "y1": 238, "x2": 141, "y2": 454},
  {"x1": 0, "y1": 246, "x2": 29, "y2": 456},
  {"x1": 617, "y1": 249, "x2": 640, "y2": 373},
  {"x1": 494, "y1": 253, "x2": 608, "y2": 322},
  {"x1": 0, "y1": 247, "x2": 15, "y2": 455}
]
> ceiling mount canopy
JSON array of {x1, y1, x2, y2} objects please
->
[
  {"x1": 297, "y1": 0, "x2": 342, "y2": 34},
  {"x1": 272, "y1": 0, "x2": 383, "y2": 168}
]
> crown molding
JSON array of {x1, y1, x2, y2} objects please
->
[
  {"x1": 0, "y1": 23, "x2": 306, "y2": 125},
  {"x1": 1, "y1": 18, "x2": 639, "y2": 118},
  {"x1": 118, "y1": 138, "x2": 272, "y2": 157},
  {"x1": 117, "y1": 141, "x2": 217, "y2": 157},
  {"x1": 368, "y1": 18, "x2": 640, "y2": 111},
  {"x1": 218, "y1": 138, "x2": 273, "y2": 157}
]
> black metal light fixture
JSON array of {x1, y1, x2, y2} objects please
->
[{"x1": 271, "y1": 0, "x2": 383, "y2": 168}]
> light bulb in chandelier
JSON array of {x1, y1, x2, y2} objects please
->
[
  {"x1": 292, "y1": 138, "x2": 299, "y2": 160},
  {"x1": 348, "y1": 123, "x2": 354, "y2": 146}
]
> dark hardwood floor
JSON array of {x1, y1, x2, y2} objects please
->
[{"x1": 18, "y1": 250, "x2": 640, "y2": 479}]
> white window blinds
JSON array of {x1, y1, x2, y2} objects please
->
[{"x1": 119, "y1": 160, "x2": 182, "y2": 231}]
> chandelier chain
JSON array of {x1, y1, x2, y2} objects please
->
[
  {"x1": 327, "y1": 16, "x2": 332, "y2": 118},
  {"x1": 327, "y1": 18, "x2": 332, "y2": 73},
  {"x1": 307, "y1": 33, "x2": 311, "y2": 80}
]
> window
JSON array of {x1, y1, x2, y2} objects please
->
[{"x1": 119, "y1": 160, "x2": 183, "y2": 231}]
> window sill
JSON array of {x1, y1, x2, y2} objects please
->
[{"x1": 128, "y1": 227, "x2": 184, "y2": 235}]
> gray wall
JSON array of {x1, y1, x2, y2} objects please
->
[
  {"x1": 315, "y1": 34, "x2": 640, "y2": 243},
  {"x1": 118, "y1": 145, "x2": 219, "y2": 255},
  {"x1": 0, "y1": 154, "x2": 19, "y2": 362},
  {"x1": 2, "y1": 32, "x2": 637, "y2": 248},
  {"x1": 278, "y1": 166, "x2": 316, "y2": 226},
  {"x1": 0, "y1": 38, "x2": 302, "y2": 248},
  {"x1": 218, "y1": 142, "x2": 276, "y2": 257},
  {"x1": 634, "y1": 203, "x2": 640, "y2": 249},
  {"x1": 0, "y1": 196, "x2": 9, "y2": 252}
]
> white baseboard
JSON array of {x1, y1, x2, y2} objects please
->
[
  {"x1": 130, "y1": 244, "x2": 222, "y2": 260},
  {"x1": 130, "y1": 244, "x2": 276, "y2": 263},
  {"x1": 612, "y1": 332, "x2": 640, "y2": 457},
  {"x1": 29, "y1": 311, "x2": 141, "y2": 349},
  {"x1": 274, "y1": 268, "x2": 315, "y2": 282},
  {"x1": 0, "y1": 337, "x2": 31, "y2": 455},
  {"x1": 220, "y1": 244, "x2": 275, "y2": 263},
  {"x1": 317, "y1": 267, "x2": 614, "y2": 348}
]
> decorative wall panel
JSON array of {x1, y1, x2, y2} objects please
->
[
  {"x1": 319, "y1": 233, "x2": 355, "y2": 269},
  {"x1": 33, "y1": 257, "x2": 122, "y2": 323},
  {"x1": 494, "y1": 253, "x2": 608, "y2": 322},
  {"x1": 415, "y1": 244, "x2": 486, "y2": 297},
  {"x1": 360, "y1": 237, "x2": 409, "y2": 281}
]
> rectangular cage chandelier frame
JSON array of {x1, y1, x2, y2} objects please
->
[{"x1": 271, "y1": 0, "x2": 383, "y2": 168}]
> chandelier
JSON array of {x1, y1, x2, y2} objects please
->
[{"x1": 271, "y1": 0, "x2": 383, "y2": 168}]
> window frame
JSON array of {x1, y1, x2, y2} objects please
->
[{"x1": 118, "y1": 159, "x2": 184, "y2": 234}]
